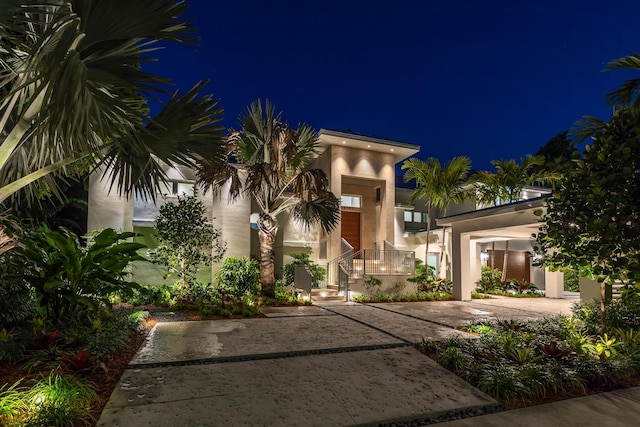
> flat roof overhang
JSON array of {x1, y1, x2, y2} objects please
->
[
  {"x1": 437, "y1": 197, "x2": 546, "y2": 227},
  {"x1": 318, "y1": 129, "x2": 420, "y2": 164}
]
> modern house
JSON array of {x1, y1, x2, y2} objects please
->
[{"x1": 87, "y1": 129, "x2": 566, "y2": 300}]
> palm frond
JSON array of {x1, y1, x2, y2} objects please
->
[
  {"x1": 570, "y1": 115, "x2": 609, "y2": 143},
  {"x1": 291, "y1": 193, "x2": 340, "y2": 233},
  {"x1": 98, "y1": 82, "x2": 225, "y2": 201}
]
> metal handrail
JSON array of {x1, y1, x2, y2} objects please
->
[{"x1": 322, "y1": 246, "x2": 415, "y2": 292}]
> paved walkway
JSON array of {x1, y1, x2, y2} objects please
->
[{"x1": 97, "y1": 297, "x2": 640, "y2": 426}]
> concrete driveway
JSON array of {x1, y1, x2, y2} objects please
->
[{"x1": 97, "y1": 298, "x2": 578, "y2": 426}]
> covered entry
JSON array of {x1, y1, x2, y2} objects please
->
[{"x1": 438, "y1": 198, "x2": 565, "y2": 301}]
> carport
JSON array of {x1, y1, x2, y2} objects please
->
[{"x1": 437, "y1": 198, "x2": 564, "y2": 301}]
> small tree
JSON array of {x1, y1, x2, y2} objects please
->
[
  {"x1": 536, "y1": 108, "x2": 640, "y2": 333},
  {"x1": 151, "y1": 193, "x2": 226, "y2": 290}
]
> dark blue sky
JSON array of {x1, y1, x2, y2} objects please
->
[{"x1": 148, "y1": 0, "x2": 639, "y2": 171}]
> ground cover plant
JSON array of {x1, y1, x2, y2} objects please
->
[
  {"x1": 417, "y1": 296, "x2": 640, "y2": 408},
  {"x1": 0, "y1": 307, "x2": 149, "y2": 426}
]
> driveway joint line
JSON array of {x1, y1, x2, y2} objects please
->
[
  {"x1": 318, "y1": 305, "x2": 416, "y2": 344},
  {"x1": 364, "y1": 303, "x2": 461, "y2": 330},
  {"x1": 128, "y1": 342, "x2": 411, "y2": 369}
]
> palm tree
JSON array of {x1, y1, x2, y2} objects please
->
[
  {"x1": 197, "y1": 100, "x2": 340, "y2": 298},
  {"x1": 472, "y1": 155, "x2": 548, "y2": 206},
  {"x1": 0, "y1": 0, "x2": 225, "y2": 208},
  {"x1": 603, "y1": 53, "x2": 640, "y2": 108},
  {"x1": 401, "y1": 156, "x2": 472, "y2": 276},
  {"x1": 573, "y1": 52, "x2": 640, "y2": 141},
  {"x1": 471, "y1": 155, "x2": 553, "y2": 280}
]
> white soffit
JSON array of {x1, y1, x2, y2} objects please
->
[{"x1": 318, "y1": 129, "x2": 420, "y2": 163}]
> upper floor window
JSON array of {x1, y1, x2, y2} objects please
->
[
  {"x1": 159, "y1": 181, "x2": 195, "y2": 197},
  {"x1": 404, "y1": 211, "x2": 428, "y2": 223},
  {"x1": 341, "y1": 194, "x2": 361, "y2": 209}
]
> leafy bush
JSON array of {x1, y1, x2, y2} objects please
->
[
  {"x1": 353, "y1": 290, "x2": 453, "y2": 303},
  {"x1": 215, "y1": 257, "x2": 260, "y2": 297},
  {"x1": 0, "y1": 328, "x2": 24, "y2": 363},
  {"x1": 564, "y1": 269, "x2": 580, "y2": 292},
  {"x1": 407, "y1": 259, "x2": 436, "y2": 289},
  {"x1": 63, "y1": 307, "x2": 147, "y2": 360},
  {"x1": 475, "y1": 266, "x2": 503, "y2": 292},
  {"x1": 117, "y1": 284, "x2": 178, "y2": 307},
  {"x1": 417, "y1": 278, "x2": 453, "y2": 293},
  {"x1": 11, "y1": 226, "x2": 145, "y2": 323},
  {"x1": 282, "y1": 253, "x2": 326, "y2": 287},
  {"x1": 150, "y1": 193, "x2": 226, "y2": 290},
  {"x1": 573, "y1": 298, "x2": 640, "y2": 334},
  {"x1": 0, "y1": 273, "x2": 35, "y2": 329},
  {"x1": 361, "y1": 275, "x2": 383, "y2": 299}
]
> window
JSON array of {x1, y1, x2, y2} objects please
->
[
  {"x1": 404, "y1": 211, "x2": 427, "y2": 223},
  {"x1": 341, "y1": 194, "x2": 361, "y2": 208},
  {"x1": 159, "y1": 181, "x2": 195, "y2": 197},
  {"x1": 404, "y1": 210, "x2": 428, "y2": 232}
]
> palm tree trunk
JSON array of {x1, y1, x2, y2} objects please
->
[
  {"x1": 439, "y1": 226, "x2": 447, "y2": 279},
  {"x1": 258, "y1": 214, "x2": 279, "y2": 298},
  {"x1": 501, "y1": 240, "x2": 509, "y2": 282},
  {"x1": 424, "y1": 208, "x2": 432, "y2": 267},
  {"x1": 490, "y1": 241, "x2": 496, "y2": 281}
]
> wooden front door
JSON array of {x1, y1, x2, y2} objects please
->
[
  {"x1": 341, "y1": 211, "x2": 361, "y2": 252},
  {"x1": 488, "y1": 250, "x2": 530, "y2": 282}
]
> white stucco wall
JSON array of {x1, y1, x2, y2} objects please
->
[{"x1": 87, "y1": 171, "x2": 133, "y2": 233}]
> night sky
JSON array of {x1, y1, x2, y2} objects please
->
[{"x1": 147, "y1": 0, "x2": 640, "y2": 171}]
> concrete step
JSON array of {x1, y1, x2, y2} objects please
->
[
  {"x1": 312, "y1": 294, "x2": 346, "y2": 302},
  {"x1": 311, "y1": 288, "x2": 345, "y2": 302},
  {"x1": 311, "y1": 288, "x2": 339, "y2": 296}
]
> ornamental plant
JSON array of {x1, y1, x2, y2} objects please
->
[
  {"x1": 150, "y1": 193, "x2": 226, "y2": 291},
  {"x1": 12, "y1": 226, "x2": 145, "y2": 323}
]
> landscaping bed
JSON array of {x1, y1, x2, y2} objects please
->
[{"x1": 418, "y1": 297, "x2": 640, "y2": 409}]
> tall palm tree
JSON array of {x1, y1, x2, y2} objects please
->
[
  {"x1": 472, "y1": 155, "x2": 547, "y2": 206},
  {"x1": 471, "y1": 155, "x2": 552, "y2": 280},
  {"x1": 402, "y1": 156, "x2": 472, "y2": 275},
  {"x1": 0, "y1": 0, "x2": 225, "y2": 207},
  {"x1": 197, "y1": 100, "x2": 340, "y2": 297}
]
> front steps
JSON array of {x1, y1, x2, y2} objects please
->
[{"x1": 311, "y1": 284, "x2": 346, "y2": 302}]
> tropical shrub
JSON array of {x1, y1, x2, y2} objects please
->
[
  {"x1": 0, "y1": 271, "x2": 35, "y2": 328},
  {"x1": 573, "y1": 298, "x2": 640, "y2": 335},
  {"x1": 417, "y1": 278, "x2": 453, "y2": 293},
  {"x1": 407, "y1": 259, "x2": 435, "y2": 289},
  {"x1": 215, "y1": 257, "x2": 260, "y2": 297},
  {"x1": 11, "y1": 226, "x2": 145, "y2": 323},
  {"x1": 282, "y1": 252, "x2": 326, "y2": 287},
  {"x1": 361, "y1": 275, "x2": 383, "y2": 299},
  {"x1": 475, "y1": 266, "x2": 503, "y2": 293}
]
